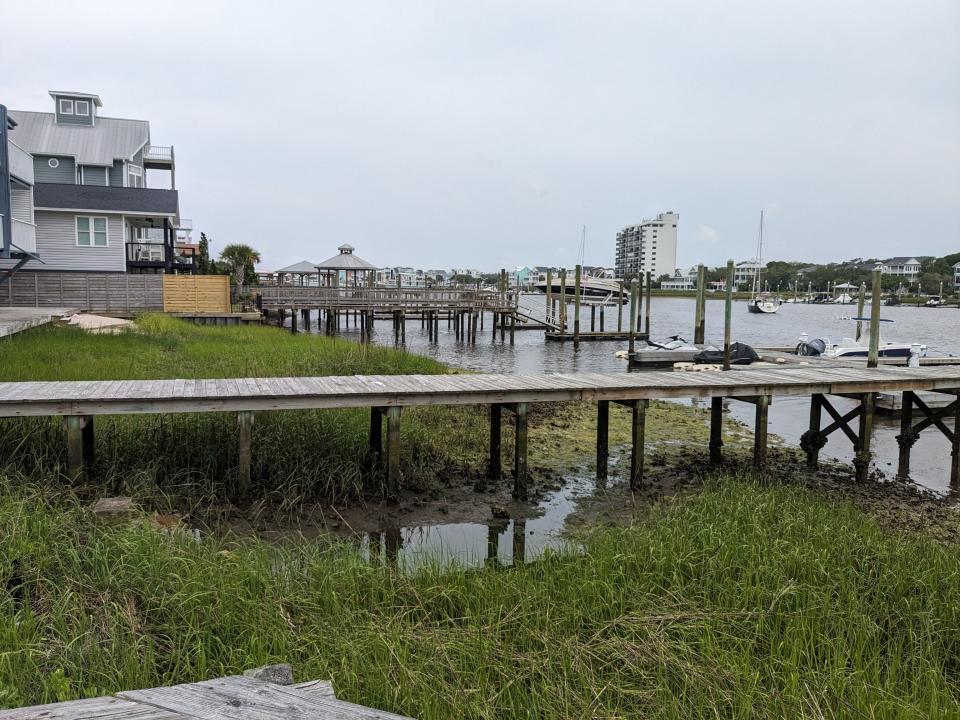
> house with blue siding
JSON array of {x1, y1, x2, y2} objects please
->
[{"x1": 2, "y1": 91, "x2": 191, "y2": 274}]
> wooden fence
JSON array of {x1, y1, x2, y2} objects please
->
[
  {"x1": 162, "y1": 275, "x2": 231, "y2": 313},
  {"x1": 0, "y1": 272, "x2": 163, "y2": 312}
]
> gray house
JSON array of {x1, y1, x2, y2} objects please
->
[
  {"x1": 0, "y1": 107, "x2": 36, "y2": 270},
  {"x1": 2, "y1": 91, "x2": 190, "y2": 274}
]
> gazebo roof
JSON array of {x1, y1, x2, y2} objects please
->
[
  {"x1": 316, "y1": 245, "x2": 377, "y2": 271},
  {"x1": 274, "y1": 260, "x2": 319, "y2": 274}
]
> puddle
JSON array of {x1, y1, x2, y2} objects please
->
[{"x1": 356, "y1": 464, "x2": 621, "y2": 571}]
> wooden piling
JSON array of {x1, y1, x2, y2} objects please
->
[
  {"x1": 867, "y1": 269, "x2": 882, "y2": 369},
  {"x1": 694, "y1": 264, "x2": 706, "y2": 344},
  {"x1": 512, "y1": 518, "x2": 526, "y2": 565},
  {"x1": 513, "y1": 402, "x2": 529, "y2": 499},
  {"x1": 237, "y1": 411, "x2": 254, "y2": 499},
  {"x1": 590, "y1": 305, "x2": 595, "y2": 333},
  {"x1": 723, "y1": 259, "x2": 734, "y2": 370},
  {"x1": 386, "y1": 406, "x2": 401, "y2": 501},
  {"x1": 628, "y1": 279, "x2": 638, "y2": 355},
  {"x1": 855, "y1": 283, "x2": 866, "y2": 341},
  {"x1": 400, "y1": 311, "x2": 406, "y2": 344},
  {"x1": 896, "y1": 391, "x2": 914, "y2": 479},
  {"x1": 630, "y1": 400, "x2": 647, "y2": 490},
  {"x1": 488, "y1": 404, "x2": 502, "y2": 481},
  {"x1": 636, "y1": 272, "x2": 644, "y2": 332},
  {"x1": 617, "y1": 281, "x2": 624, "y2": 331},
  {"x1": 644, "y1": 271, "x2": 652, "y2": 335},
  {"x1": 545, "y1": 269, "x2": 553, "y2": 325},
  {"x1": 290, "y1": 308, "x2": 298, "y2": 334},
  {"x1": 509, "y1": 312, "x2": 516, "y2": 345},
  {"x1": 806, "y1": 394, "x2": 823, "y2": 468},
  {"x1": 952, "y1": 394, "x2": 960, "y2": 487},
  {"x1": 596, "y1": 400, "x2": 609, "y2": 482},
  {"x1": 599, "y1": 305, "x2": 604, "y2": 332},
  {"x1": 64, "y1": 415, "x2": 88, "y2": 482},
  {"x1": 709, "y1": 397, "x2": 723, "y2": 464},
  {"x1": 573, "y1": 264, "x2": 582, "y2": 349},
  {"x1": 559, "y1": 269, "x2": 567, "y2": 332},
  {"x1": 855, "y1": 393, "x2": 875, "y2": 482},
  {"x1": 754, "y1": 395, "x2": 770, "y2": 468},
  {"x1": 369, "y1": 407, "x2": 383, "y2": 470}
]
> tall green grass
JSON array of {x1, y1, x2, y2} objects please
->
[
  {"x1": 0, "y1": 316, "x2": 489, "y2": 501},
  {"x1": 1, "y1": 474, "x2": 958, "y2": 717}
]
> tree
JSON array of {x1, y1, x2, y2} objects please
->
[
  {"x1": 196, "y1": 232, "x2": 211, "y2": 275},
  {"x1": 219, "y1": 244, "x2": 261, "y2": 296}
]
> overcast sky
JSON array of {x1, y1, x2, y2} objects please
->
[{"x1": 4, "y1": 1, "x2": 958, "y2": 271}]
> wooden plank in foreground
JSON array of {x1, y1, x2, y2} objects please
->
[
  {"x1": 119, "y1": 675, "x2": 413, "y2": 720},
  {"x1": 0, "y1": 695, "x2": 181, "y2": 719}
]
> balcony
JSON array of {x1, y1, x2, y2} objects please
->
[
  {"x1": 34, "y1": 184, "x2": 178, "y2": 215},
  {"x1": 143, "y1": 145, "x2": 174, "y2": 169},
  {"x1": 126, "y1": 241, "x2": 194, "y2": 272}
]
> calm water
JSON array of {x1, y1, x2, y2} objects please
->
[{"x1": 297, "y1": 296, "x2": 959, "y2": 566}]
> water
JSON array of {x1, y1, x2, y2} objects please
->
[{"x1": 298, "y1": 296, "x2": 959, "y2": 566}]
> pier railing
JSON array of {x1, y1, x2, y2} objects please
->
[{"x1": 258, "y1": 286, "x2": 516, "y2": 311}]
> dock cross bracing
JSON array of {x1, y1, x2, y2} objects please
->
[{"x1": 0, "y1": 364, "x2": 957, "y2": 499}]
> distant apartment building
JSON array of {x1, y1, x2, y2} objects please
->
[
  {"x1": 2, "y1": 90, "x2": 190, "y2": 274},
  {"x1": 614, "y1": 211, "x2": 678, "y2": 280}
]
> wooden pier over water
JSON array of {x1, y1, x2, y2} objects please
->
[{"x1": 1, "y1": 365, "x2": 957, "y2": 499}]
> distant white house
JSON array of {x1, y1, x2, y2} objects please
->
[
  {"x1": 734, "y1": 260, "x2": 764, "y2": 287},
  {"x1": 954, "y1": 261, "x2": 960, "y2": 290},
  {"x1": 660, "y1": 267, "x2": 696, "y2": 291},
  {"x1": 879, "y1": 257, "x2": 924, "y2": 280}
]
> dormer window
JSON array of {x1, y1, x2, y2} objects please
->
[
  {"x1": 75, "y1": 100, "x2": 90, "y2": 116},
  {"x1": 59, "y1": 99, "x2": 74, "y2": 115}
]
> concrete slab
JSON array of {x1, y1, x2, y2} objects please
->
[{"x1": 0, "y1": 307, "x2": 75, "y2": 338}]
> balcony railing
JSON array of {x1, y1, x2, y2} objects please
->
[
  {"x1": 12, "y1": 219, "x2": 37, "y2": 254},
  {"x1": 34, "y1": 184, "x2": 178, "y2": 214},
  {"x1": 143, "y1": 146, "x2": 174, "y2": 163},
  {"x1": 126, "y1": 242, "x2": 194, "y2": 268}
]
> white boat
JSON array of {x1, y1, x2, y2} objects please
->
[
  {"x1": 746, "y1": 211, "x2": 781, "y2": 314},
  {"x1": 795, "y1": 321, "x2": 927, "y2": 359},
  {"x1": 533, "y1": 274, "x2": 627, "y2": 304}
]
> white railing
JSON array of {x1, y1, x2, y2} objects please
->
[
  {"x1": 7, "y1": 140, "x2": 34, "y2": 184},
  {"x1": 143, "y1": 145, "x2": 173, "y2": 162},
  {"x1": 12, "y1": 219, "x2": 37, "y2": 253}
]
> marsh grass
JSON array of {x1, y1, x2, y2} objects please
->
[
  {"x1": 1, "y1": 474, "x2": 958, "y2": 717},
  {"x1": 0, "y1": 316, "x2": 492, "y2": 501}
]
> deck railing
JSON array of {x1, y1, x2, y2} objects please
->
[{"x1": 258, "y1": 285, "x2": 516, "y2": 310}]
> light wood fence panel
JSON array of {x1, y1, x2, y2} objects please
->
[{"x1": 162, "y1": 275, "x2": 230, "y2": 313}]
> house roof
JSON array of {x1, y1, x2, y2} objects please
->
[
  {"x1": 316, "y1": 245, "x2": 377, "y2": 271},
  {"x1": 274, "y1": 260, "x2": 320, "y2": 274},
  {"x1": 884, "y1": 257, "x2": 921, "y2": 265},
  {"x1": 8, "y1": 110, "x2": 149, "y2": 166},
  {"x1": 49, "y1": 91, "x2": 103, "y2": 107}
]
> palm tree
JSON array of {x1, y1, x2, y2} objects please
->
[{"x1": 219, "y1": 244, "x2": 261, "y2": 297}]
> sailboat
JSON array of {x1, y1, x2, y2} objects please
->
[
  {"x1": 534, "y1": 226, "x2": 628, "y2": 304},
  {"x1": 747, "y1": 211, "x2": 781, "y2": 314}
]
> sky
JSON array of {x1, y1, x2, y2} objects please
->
[{"x1": 3, "y1": 0, "x2": 958, "y2": 272}]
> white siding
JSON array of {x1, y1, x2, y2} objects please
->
[{"x1": 0, "y1": 211, "x2": 125, "y2": 271}]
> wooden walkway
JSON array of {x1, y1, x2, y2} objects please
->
[
  {"x1": 0, "y1": 673, "x2": 411, "y2": 719},
  {"x1": 0, "y1": 365, "x2": 957, "y2": 497}
]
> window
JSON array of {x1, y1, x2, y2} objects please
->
[
  {"x1": 127, "y1": 164, "x2": 143, "y2": 188},
  {"x1": 47, "y1": 158, "x2": 60, "y2": 169},
  {"x1": 76, "y1": 216, "x2": 108, "y2": 247},
  {"x1": 74, "y1": 100, "x2": 90, "y2": 116},
  {"x1": 59, "y1": 99, "x2": 74, "y2": 115}
]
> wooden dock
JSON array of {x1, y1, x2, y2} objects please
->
[
  {"x1": 0, "y1": 669, "x2": 411, "y2": 719},
  {"x1": 0, "y1": 365, "x2": 957, "y2": 498}
]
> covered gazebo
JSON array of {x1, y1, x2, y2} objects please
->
[
  {"x1": 273, "y1": 260, "x2": 320, "y2": 286},
  {"x1": 315, "y1": 244, "x2": 377, "y2": 287}
]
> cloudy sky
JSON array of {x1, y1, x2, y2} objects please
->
[{"x1": 4, "y1": 1, "x2": 958, "y2": 271}]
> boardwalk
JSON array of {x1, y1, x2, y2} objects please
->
[{"x1": 1, "y1": 365, "x2": 957, "y2": 497}]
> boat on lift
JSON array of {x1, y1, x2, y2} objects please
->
[
  {"x1": 533, "y1": 226, "x2": 628, "y2": 304},
  {"x1": 747, "y1": 211, "x2": 782, "y2": 314}
]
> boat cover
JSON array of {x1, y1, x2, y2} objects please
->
[{"x1": 693, "y1": 342, "x2": 760, "y2": 365}]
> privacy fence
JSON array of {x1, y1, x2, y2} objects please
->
[{"x1": 0, "y1": 272, "x2": 231, "y2": 314}]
